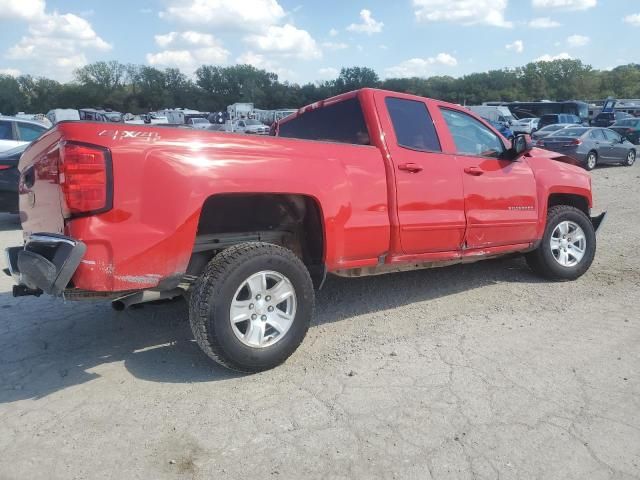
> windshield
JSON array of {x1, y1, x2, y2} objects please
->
[
  {"x1": 550, "y1": 127, "x2": 587, "y2": 137},
  {"x1": 192, "y1": 118, "x2": 208, "y2": 124},
  {"x1": 245, "y1": 120, "x2": 262, "y2": 126}
]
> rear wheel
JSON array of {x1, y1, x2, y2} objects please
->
[
  {"x1": 526, "y1": 205, "x2": 596, "y2": 281},
  {"x1": 624, "y1": 149, "x2": 636, "y2": 167},
  {"x1": 585, "y1": 151, "x2": 598, "y2": 171},
  {"x1": 189, "y1": 242, "x2": 314, "y2": 372}
]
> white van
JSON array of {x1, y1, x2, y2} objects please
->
[{"x1": 467, "y1": 106, "x2": 515, "y2": 125}]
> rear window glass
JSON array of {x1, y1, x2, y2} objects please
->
[
  {"x1": 278, "y1": 97, "x2": 370, "y2": 145},
  {"x1": 551, "y1": 127, "x2": 587, "y2": 137},
  {"x1": 385, "y1": 97, "x2": 441, "y2": 152}
]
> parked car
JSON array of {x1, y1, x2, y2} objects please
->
[
  {"x1": 511, "y1": 117, "x2": 539, "y2": 134},
  {"x1": 0, "y1": 116, "x2": 48, "y2": 154},
  {"x1": 187, "y1": 118, "x2": 212, "y2": 130},
  {"x1": 531, "y1": 123, "x2": 573, "y2": 140},
  {"x1": 234, "y1": 119, "x2": 270, "y2": 135},
  {"x1": 593, "y1": 111, "x2": 634, "y2": 127},
  {"x1": 593, "y1": 111, "x2": 635, "y2": 128},
  {"x1": 609, "y1": 118, "x2": 640, "y2": 145},
  {"x1": 489, "y1": 120, "x2": 514, "y2": 139},
  {"x1": 0, "y1": 143, "x2": 27, "y2": 213},
  {"x1": 535, "y1": 127, "x2": 636, "y2": 170},
  {"x1": 467, "y1": 106, "x2": 515, "y2": 125},
  {"x1": 79, "y1": 108, "x2": 123, "y2": 123},
  {"x1": 5, "y1": 88, "x2": 605, "y2": 372},
  {"x1": 537, "y1": 113, "x2": 582, "y2": 130},
  {"x1": 46, "y1": 109, "x2": 80, "y2": 125}
]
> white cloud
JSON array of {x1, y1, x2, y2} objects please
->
[
  {"x1": 329, "y1": 28, "x2": 339, "y2": 37},
  {"x1": 534, "y1": 52, "x2": 572, "y2": 62},
  {"x1": 245, "y1": 24, "x2": 322, "y2": 59},
  {"x1": 567, "y1": 34, "x2": 589, "y2": 47},
  {"x1": 385, "y1": 53, "x2": 458, "y2": 78},
  {"x1": 317, "y1": 67, "x2": 339, "y2": 79},
  {"x1": 347, "y1": 9, "x2": 384, "y2": 34},
  {"x1": 528, "y1": 17, "x2": 561, "y2": 28},
  {"x1": 236, "y1": 51, "x2": 295, "y2": 80},
  {"x1": 413, "y1": 0, "x2": 512, "y2": 28},
  {"x1": 0, "y1": 0, "x2": 45, "y2": 20},
  {"x1": 623, "y1": 13, "x2": 640, "y2": 27},
  {"x1": 532, "y1": 0, "x2": 596, "y2": 10},
  {"x1": 322, "y1": 41, "x2": 349, "y2": 50},
  {"x1": 5, "y1": 8, "x2": 111, "y2": 81},
  {"x1": 147, "y1": 31, "x2": 230, "y2": 70},
  {"x1": 160, "y1": 0, "x2": 286, "y2": 31},
  {"x1": 506, "y1": 40, "x2": 524, "y2": 53},
  {"x1": 0, "y1": 68, "x2": 21, "y2": 77}
]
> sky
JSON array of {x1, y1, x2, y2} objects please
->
[{"x1": 0, "y1": 0, "x2": 638, "y2": 83}]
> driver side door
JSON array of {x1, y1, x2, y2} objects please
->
[{"x1": 438, "y1": 108, "x2": 539, "y2": 249}]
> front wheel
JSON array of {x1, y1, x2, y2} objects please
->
[
  {"x1": 624, "y1": 149, "x2": 636, "y2": 167},
  {"x1": 189, "y1": 242, "x2": 314, "y2": 372},
  {"x1": 526, "y1": 205, "x2": 596, "y2": 281}
]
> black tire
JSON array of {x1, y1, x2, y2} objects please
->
[
  {"x1": 585, "y1": 151, "x2": 598, "y2": 171},
  {"x1": 624, "y1": 149, "x2": 636, "y2": 167},
  {"x1": 526, "y1": 205, "x2": 596, "y2": 281},
  {"x1": 189, "y1": 242, "x2": 314, "y2": 373}
]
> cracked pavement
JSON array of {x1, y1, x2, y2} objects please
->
[{"x1": 1, "y1": 166, "x2": 639, "y2": 479}]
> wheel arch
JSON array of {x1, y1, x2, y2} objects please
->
[
  {"x1": 547, "y1": 193, "x2": 590, "y2": 217},
  {"x1": 187, "y1": 193, "x2": 326, "y2": 288}
]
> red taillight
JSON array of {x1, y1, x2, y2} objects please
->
[
  {"x1": 563, "y1": 139, "x2": 582, "y2": 146},
  {"x1": 59, "y1": 142, "x2": 111, "y2": 215},
  {"x1": 0, "y1": 165, "x2": 11, "y2": 171}
]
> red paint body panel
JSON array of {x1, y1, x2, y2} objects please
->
[{"x1": 17, "y1": 89, "x2": 595, "y2": 293}]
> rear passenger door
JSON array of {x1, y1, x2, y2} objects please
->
[
  {"x1": 375, "y1": 92, "x2": 466, "y2": 254},
  {"x1": 438, "y1": 108, "x2": 539, "y2": 249}
]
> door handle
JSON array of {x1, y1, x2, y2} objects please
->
[
  {"x1": 464, "y1": 166, "x2": 484, "y2": 176},
  {"x1": 398, "y1": 163, "x2": 423, "y2": 173}
]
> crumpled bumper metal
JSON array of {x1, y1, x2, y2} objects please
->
[{"x1": 4, "y1": 233, "x2": 86, "y2": 297}]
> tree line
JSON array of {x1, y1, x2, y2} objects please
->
[{"x1": 1, "y1": 59, "x2": 640, "y2": 116}]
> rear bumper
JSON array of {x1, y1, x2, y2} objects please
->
[
  {"x1": 591, "y1": 211, "x2": 607, "y2": 233},
  {"x1": 4, "y1": 233, "x2": 86, "y2": 296}
]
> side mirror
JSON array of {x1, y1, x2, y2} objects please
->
[
  {"x1": 506, "y1": 134, "x2": 528, "y2": 159},
  {"x1": 513, "y1": 134, "x2": 528, "y2": 154}
]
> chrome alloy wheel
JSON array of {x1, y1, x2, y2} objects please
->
[
  {"x1": 229, "y1": 270, "x2": 297, "y2": 348},
  {"x1": 550, "y1": 221, "x2": 586, "y2": 267},
  {"x1": 627, "y1": 150, "x2": 636, "y2": 166}
]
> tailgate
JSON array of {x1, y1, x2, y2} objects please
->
[{"x1": 18, "y1": 128, "x2": 65, "y2": 237}]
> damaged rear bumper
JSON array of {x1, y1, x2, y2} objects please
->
[
  {"x1": 4, "y1": 233, "x2": 86, "y2": 297},
  {"x1": 591, "y1": 211, "x2": 607, "y2": 233}
]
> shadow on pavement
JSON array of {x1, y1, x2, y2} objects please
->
[{"x1": 0, "y1": 254, "x2": 541, "y2": 403}]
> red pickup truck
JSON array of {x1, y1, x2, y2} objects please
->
[{"x1": 5, "y1": 88, "x2": 605, "y2": 372}]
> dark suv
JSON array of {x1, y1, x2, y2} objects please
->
[
  {"x1": 592, "y1": 111, "x2": 634, "y2": 127},
  {"x1": 537, "y1": 113, "x2": 582, "y2": 129}
]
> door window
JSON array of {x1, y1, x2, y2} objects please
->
[
  {"x1": 17, "y1": 123, "x2": 45, "y2": 142},
  {"x1": 385, "y1": 97, "x2": 441, "y2": 152},
  {"x1": 440, "y1": 108, "x2": 505, "y2": 158},
  {"x1": 603, "y1": 129, "x2": 621, "y2": 142}
]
